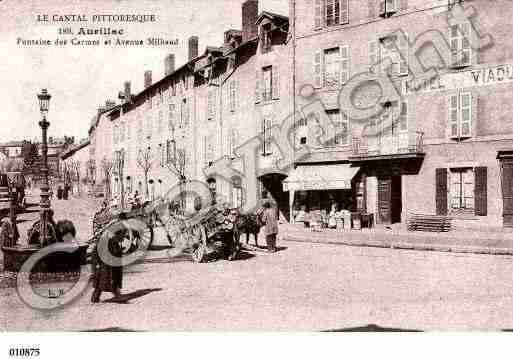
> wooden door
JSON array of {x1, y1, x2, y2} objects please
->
[
  {"x1": 378, "y1": 178, "x2": 392, "y2": 224},
  {"x1": 391, "y1": 176, "x2": 402, "y2": 223},
  {"x1": 502, "y1": 160, "x2": 513, "y2": 227}
]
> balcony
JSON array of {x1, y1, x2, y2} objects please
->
[{"x1": 349, "y1": 131, "x2": 425, "y2": 162}]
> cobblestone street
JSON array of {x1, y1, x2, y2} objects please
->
[{"x1": 3, "y1": 194, "x2": 513, "y2": 331}]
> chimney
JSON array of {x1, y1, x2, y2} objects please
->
[
  {"x1": 242, "y1": 0, "x2": 258, "y2": 42},
  {"x1": 144, "y1": 70, "x2": 152, "y2": 88},
  {"x1": 165, "y1": 54, "x2": 175, "y2": 76},
  {"x1": 188, "y1": 36, "x2": 199, "y2": 61}
]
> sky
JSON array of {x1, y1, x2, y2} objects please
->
[{"x1": 0, "y1": 0, "x2": 288, "y2": 143}]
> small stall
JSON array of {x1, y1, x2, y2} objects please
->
[{"x1": 283, "y1": 164, "x2": 362, "y2": 229}]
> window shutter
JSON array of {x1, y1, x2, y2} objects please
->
[
  {"x1": 436, "y1": 168, "x2": 448, "y2": 216},
  {"x1": 460, "y1": 92, "x2": 472, "y2": 137},
  {"x1": 314, "y1": 0, "x2": 324, "y2": 29},
  {"x1": 399, "y1": 101, "x2": 408, "y2": 131},
  {"x1": 272, "y1": 66, "x2": 280, "y2": 99},
  {"x1": 184, "y1": 100, "x2": 190, "y2": 126},
  {"x1": 340, "y1": 0, "x2": 349, "y2": 24},
  {"x1": 448, "y1": 94, "x2": 459, "y2": 138},
  {"x1": 211, "y1": 91, "x2": 216, "y2": 119},
  {"x1": 461, "y1": 22, "x2": 471, "y2": 66},
  {"x1": 475, "y1": 167, "x2": 487, "y2": 216},
  {"x1": 340, "y1": 45, "x2": 350, "y2": 85},
  {"x1": 369, "y1": 40, "x2": 379, "y2": 73},
  {"x1": 314, "y1": 50, "x2": 323, "y2": 88},
  {"x1": 235, "y1": 80, "x2": 239, "y2": 110},
  {"x1": 450, "y1": 24, "x2": 460, "y2": 67},
  {"x1": 398, "y1": 33, "x2": 409, "y2": 76},
  {"x1": 255, "y1": 70, "x2": 261, "y2": 103}
]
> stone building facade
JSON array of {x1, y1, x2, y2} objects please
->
[
  {"x1": 90, "y1": 0, "x2": 292, "y2": 216},
  {"x1": 290, "y1": 0, "x2": 513, "y2": 228}
]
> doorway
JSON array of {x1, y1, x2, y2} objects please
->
[
  {"x1": 502, "y1": 159, "x2": 513, "y2": 228},
  {"x1": 259, "y1": 173, "x2": 290, "y2": 222},
  {"x1": 377, "y1": 176, "x2": 402, "y2": 225}
]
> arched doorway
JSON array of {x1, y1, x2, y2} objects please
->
[{"x1": 258, "y1": 172, "x2": 290, "y2": 222}]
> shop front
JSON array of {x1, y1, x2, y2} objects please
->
[{"x1": 283, "y1": 164, "x2": 361, "y2": 224}]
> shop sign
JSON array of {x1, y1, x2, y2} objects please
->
[{"x1": 403, "y1": 63, "x2": 513, "y2": 95}]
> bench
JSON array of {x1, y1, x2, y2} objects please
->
[{"x1": 407, "y1": 213, "x2": 452, "y2": 232}]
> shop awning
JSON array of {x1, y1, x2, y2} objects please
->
[{"x1": 283, "y1": 164, "x2": 360, "y2": 192}]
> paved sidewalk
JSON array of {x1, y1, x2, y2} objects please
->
[{"x1": 281, "y1": 223, "x2": 513, "y2": 255}]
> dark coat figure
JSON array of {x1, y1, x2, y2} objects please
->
[
  {"x1": 260, "y1": 202, "x2": 278, "y2": 252},
  {"x1": 91, "y1": 228, "x2": 124, "y2": 303}
]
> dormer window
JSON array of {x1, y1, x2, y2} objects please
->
[{"x1": 261, "y1": 23, "x2": 272, "y2": 53}]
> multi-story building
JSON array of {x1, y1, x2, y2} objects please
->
[
  {"x1": 88, "y1": 100, "x2": 119, "y2": 194},
  {"x1": 94, "y1": 0, "x2": 292, "y2": 217},
  {"x1": 290, "y1": 0, "x2": 513, "y2": 228},
  {"x1": 0, "y1": 141, "x2": 24, "y2": 159}
]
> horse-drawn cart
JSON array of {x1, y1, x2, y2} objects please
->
[{"x1": 91, "y1": 201, "x2": 241, "y2": 263}]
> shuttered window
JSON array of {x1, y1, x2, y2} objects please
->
[
  {"x1": 315, "y1": 46, "x2": 349, "y2": 89},
  {"x1": 379, "y1": 34, "x2": 408, "y2": 76},
  {"x1": 324, "y1": 47, "x2": 340, "y2": 88},
  {"x1": 340, "y1": 45, "x2": 350, "y2": 84},
  {"x1": 450, "y1": 22, "x2": 471, "y2": 68},
  {"x1": 450, "y1": 168, "x2": 474, "y2": 211},
  {"x1": 315, "y1": 0, "x2": 349, "y2": 29},
  {"x1": 399, "y1": 101, "x2": 408, "y2": 131},
  {"x1": 379, "y1": 0, "x2": 397, "y2": 15},
  {"x1": 272, "y1": 66, "x2": 280, "y2": 99},
  {"x1": 369, "y1": 40, "x2": 380, "y2": 73},
  {"x1": 168, "y1": 103, "x2": 176, "y2": 131},
  {"x1": 262, "y1": 116, "x2": 273, "y2": 155},
  {"x1": 314, "y1": 0, "x2": 324, "y2": 29},
  {"x1": 448, "y1": 92, "x2": 472, "y2": 139},
  {"x1": 262, "y1": 66, "x2": 272, "y2": 102},
  {"x1": 229, "y1": 80, "x2": 237, "y2": 112},
  {"x1": 207, "y1": 90, "x2": 216, "y2": 120},
  {"x1": 255, "y1": 69, "x2": 261, "y2": 103},
  {"x1": 314, "y1": 50, "x2": 323, "y2": 88},
  {"x1": 158, "y1": 111, "x2": 163, "y2": 133}
]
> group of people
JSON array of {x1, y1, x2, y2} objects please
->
[{"x1": 90, "y1": 199, "x2": 281, "y2": 303}]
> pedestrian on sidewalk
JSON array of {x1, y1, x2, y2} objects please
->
[
  {"x1": 91, "y1": 218, "x2": 125, "y2": 303},
  {"x1": 261, "y1": 200, "x2": 278, "y2": 253}
]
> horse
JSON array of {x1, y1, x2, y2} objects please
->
[{"x1": 235, "y1": 210, "x2": 263, "y2": 247}]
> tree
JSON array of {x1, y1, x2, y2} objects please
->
[
  {"x1": 113, "y1": 150, "x2": 125, "y2": 209},
  {"x1": 101, "y1": 157, "x2": 114, "y2": 200},
  {"x1": 165, "y1": 141, "x2": 187, "y2": 210},
  {"x1": 136, "y1": 146, "x2": 155, "y2": 198}
]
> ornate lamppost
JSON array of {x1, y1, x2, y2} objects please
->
[{"x1": 37, "y1": 88, "x2": 52, "y2": 246}]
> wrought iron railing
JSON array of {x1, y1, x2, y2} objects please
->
[{"x1": 351, "y1": 131, "x2": 424, "y2": 157}]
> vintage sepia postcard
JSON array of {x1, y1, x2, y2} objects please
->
[{"x1": 2, "y1": 0, "x2": 513, "y2": 354}]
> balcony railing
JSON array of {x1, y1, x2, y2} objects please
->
[{"x1": 351, "y1": 131, "x2": 424, "y2": 158}]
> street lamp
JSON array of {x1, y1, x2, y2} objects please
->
[{"x1": 37, "y1": 88, "x2": 52, "y2": 246}]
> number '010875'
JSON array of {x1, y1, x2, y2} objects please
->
[{"x1": 9, "y1": 348, "x2": 40, "y2": 357}]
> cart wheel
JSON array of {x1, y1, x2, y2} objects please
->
[
  {"x1": 191, "y1": 242, "x2": 206, "y2": 263},
  {"x1": 191, "y1": 226, "x2": 207, "y2": 263}
]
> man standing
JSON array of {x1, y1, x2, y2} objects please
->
[{"x1": 261, "y1": 201, "x2": 278, "y2": 253}]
